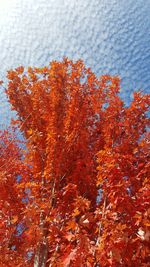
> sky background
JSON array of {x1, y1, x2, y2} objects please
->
[{"x1": 0, "y1": 0, "x2": 150, "y2": 127}]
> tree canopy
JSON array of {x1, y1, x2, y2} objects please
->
[{"x1": 0, "y1": 58, "x2": 150, "y2": 266}]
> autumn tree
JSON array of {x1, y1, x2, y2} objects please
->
[
  {"x1": 0, "y1": 58, "x2": 149, "y2": 266},
  {"x1": 0, "y1": 129, "x2": 30, "y2": 266}
]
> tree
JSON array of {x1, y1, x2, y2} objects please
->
[
  {"x1": 0, "y1": 58, "x2": 149, "y2": 266},
  {"x1": 0, "y1": 129, "x2": 30, "y2": 266}
]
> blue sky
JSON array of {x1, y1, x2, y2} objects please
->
[{"x1": 0, "y1": 0, "x2": 150, "y2": 126}]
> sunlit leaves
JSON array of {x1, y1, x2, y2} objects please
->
[{"x1": 0, "y1": 58, "x2": 149, "y2": 266}]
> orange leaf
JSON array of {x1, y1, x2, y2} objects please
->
[
  {"x1": 11, "y1": 215, "x2": 18, "y2": 224},
  {"x1": 66, "y1": 221, "x2": 76, "y2": 231}
]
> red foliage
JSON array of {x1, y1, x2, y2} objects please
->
[{"x1": 0, "y1": 58, "x2": 149, "y2": 266}]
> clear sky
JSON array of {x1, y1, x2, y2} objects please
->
[{"x1": 0, "y1": 0, "x2": 150, "y2": 126}]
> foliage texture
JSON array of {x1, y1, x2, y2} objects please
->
[{"x1": 0, "y1": 58, "x2": 150, "y2": 266}]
